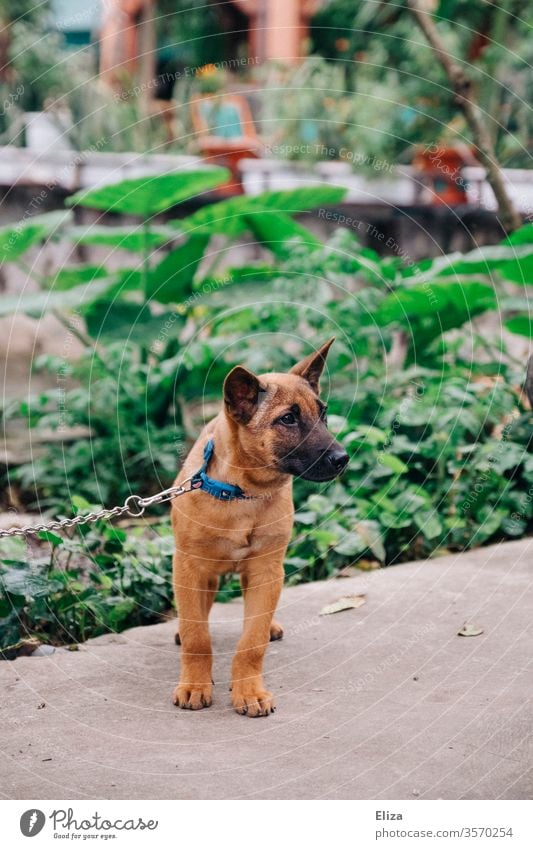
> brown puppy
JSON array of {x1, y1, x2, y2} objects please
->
[{"x1": 171, "y1": 338, "x2": 348, "y2": 716}]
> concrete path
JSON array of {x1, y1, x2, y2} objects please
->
[{"x1": 1, "y1": 539, "x2": 532, "y2": 800}]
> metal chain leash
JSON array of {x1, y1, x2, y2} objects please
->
[{"x1": 0, "y1": 477, "x2": 194, "y2": 539}]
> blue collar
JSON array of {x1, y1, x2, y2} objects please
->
[{"x1": 190, "y1": 439, "x2": 251, "y2": 501}]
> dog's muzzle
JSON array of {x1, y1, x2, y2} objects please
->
[{"x1": 282, "y1": 445, "x2": 349, "y2": 482}]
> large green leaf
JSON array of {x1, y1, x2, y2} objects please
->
[
  {"x1": 0, "y1": 276, "x2": 120, "y2": 318},
  {"x1": 0, "y1": 211, "x2": 70, "y2": 265},
  {"x1": 1, "y1": 566, "x2": 50, "y2": 598},
  {"x1": 377, "y1": 280, "x2": 496, "y2": 324},
  {"x1": 498, "y1": 253, "x2": 533, "y2": 284},
  {"x1": 174, "y1": 186, "x2": 347, "y2": 238},
  {"x1": 408, "y1": 245, "x2": 533, "y2": 281},
  {"x1": 67, "y1": 225, "x2": 174, "y2": 253},
  {"x1": 145, "y1": 235, "x2": 210, "y2": 303},
  {"x1": 501, "y1": 223, "x2": 533, "y2": 246},
  {"x1": 66, "y1": 168, "x2": 230, "y2": 217},
  {"x1": 82, "y1": 299, "x2": 181, "y2": 343},
  {"x1": 244, "y1": 211, "x2": 323, "y2": 257},
  {"x1": 377, "y1": 280, "x2": 497, "y2": 353}
]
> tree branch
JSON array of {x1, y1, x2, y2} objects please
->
[{"x1": 408, "y1": 0, "x2": 522, "y2": 234}]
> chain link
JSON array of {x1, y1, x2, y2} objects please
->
[{"x1": 0, "y1": 477, "x2": 193, "y2": 539}]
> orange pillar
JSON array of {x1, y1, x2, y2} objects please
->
[
  {"x1": 264, "y1": 0, "x2": 302, "y2": 64},
  {"x1": 99, "y1": 0, "x2": 155, "y2": 97},
  {"x1": 230, "y1": 0, "x2": 316, "y2": 64}
]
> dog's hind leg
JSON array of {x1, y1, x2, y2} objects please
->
[
  {"x1": 269, "y1": 620, "x2": 284, "y2": 641},
  {"x1": 240, "y1": 573, "x2": 283, "y2": 642}
]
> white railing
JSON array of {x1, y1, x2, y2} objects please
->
[
  {"x1": 1, "y1": 145, "x2": 532, "y2": 215},
  {"x1": 240, "y1": 158, "x2": 533, "y2": 214}
]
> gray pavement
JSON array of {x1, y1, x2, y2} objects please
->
[{"x1": 1, "y1": 539, "x2": 532, "y2": 800}]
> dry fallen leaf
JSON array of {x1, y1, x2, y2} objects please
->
[
  {"x1": 355, "y1": 559, "x2": 381, "y2": 571},
  {"x1": 320, "y1": 594, "x2": 367, "y2": 616},
  {"x1": 458, "y1": 622, "x2": 484, "y2": 637},
  {"x1": 335, "y1": 565, "x2": 360, "y2": 578}
]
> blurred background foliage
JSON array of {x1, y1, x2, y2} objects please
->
[{"x1": 1, "y1": 0, "x2": 532, "y2": 164}]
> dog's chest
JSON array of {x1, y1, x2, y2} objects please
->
[
  {"x1": 193, "y1": 511, "x2": 290, "y2": 570},
  {"x1": 174, "y1": 486, "x2": 294, "y2": 569},
  {"x1": 210, "y1": 527, "x2": 270, "y2": 566}
]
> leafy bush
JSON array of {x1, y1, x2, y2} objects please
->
[
  {"x1": 7, "y1": 342, "x2": 186, "y2": 512},
  {"x1": 175, "y1": 225, "x2": 533, "y2": 581},
  {"x1": 1, "y1": 170, "x2": 532, "y2": 653},
  {"x1": 0, "y1": 502, "x2": 175, "y2": 654},
  {"x1": 1, "y1": 173, "x2": 345, "y2": 512}
]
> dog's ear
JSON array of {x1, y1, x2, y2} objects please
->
[
  {"x1": 526, "y1": 355, "x2": 533, "y2": 407},
  {"x1": 290, "y1": 337, "x2": 335, "y2": 394},
  {"x1": 224, "y1": 366, "x2": 265, "y2": 424}
]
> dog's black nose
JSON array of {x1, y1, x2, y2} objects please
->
[{"x1": 327, "y1": 448, "x2": 349, "y2": 473}]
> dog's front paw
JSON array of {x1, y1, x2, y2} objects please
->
[
  {"x1": 173, "y1": 682, "x2": 213, "y2": 710},
  {"x1": 231, "y1": 680, "x2": 275, "y2": 717}
]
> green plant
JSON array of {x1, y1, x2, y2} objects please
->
[
  {"x1": 174, "y1": 224, "x2": 533, "y2": 580},
  {"x1": 260, "y1": 57, "x2": 401, "y2": 170},
  {"x1": 0, "y1": 175, "x2": 346, "y2": 337},
  {"x1": 0, "y1": 175, "x2": 347, "y2": 513},
  {"x1": 310, "y1": 0, "x2": 533, "y2": 168},
  {"x1": 2, "y1": 174, "x2": 532, "y2": 653},
  {"x1": 6, "y1": 341, "x2": 186, "y2": 512},
  {"x1": 0, "y1": 503, "x2": 176, "y2": 653}
]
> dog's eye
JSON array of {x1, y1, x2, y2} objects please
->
[{"x1": 279, "y1": 412, "x2": 297, "y2": 426}]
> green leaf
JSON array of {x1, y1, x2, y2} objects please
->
[
  {"x1": 66, "y1": 168, "x2": 230, "y2": 217},
  {"x1": 306, "y1": 494, "x2": 332, "y2": 514},
  {"x1": 294, "y1": 510, "x2": 316, "y2": 525},
  {"x1": 0, "y1": 275, "x2": 120, "y2": 318},
  {"x1": 475, "y1": 508, "x2": 506, "y2": 543},
  {"x1": 175, "y1": 186, "x2": 347, "y2": 238},
  {"x1": 427, "y1": 245, "x2": 529, "y2": 279},
  {"x1": 498, "y1": 253, "x2": 533, "y2": 284},
  {"x1": 333, "y1": 531, "x2": 366, "y2": 557},
  {"x1": 145, "y1": 235, "x2": 210, "y2": 303},
  {"x1": 377, "y1": 280, "x2": 496, "y2": 354},
  {"x1": 413, "y1": 510, "x2": 442, "y2": 540},
  {"x1": 501, "y1": 223, "x2": 533, "y2": 246},
  {"x1": 377, "y1": 281, "x2": 496, "y2": 324},
  {"x1": 379, "y1": 453, "x2": 408, "y2": 474},
  {"x1": 45, "y1": 265, "x2": 109, "y2": 291},
  {"x1": 0, "y1": 211, "x2": 70, "y2": 265},
  {"x1": 37, "y1": 530, "x2": 63, "y2": 546},
  {"x1": 244, "y1": 211, "x2": 323, "y2": 258},
  {"x1": 0, "y1": 538, "x2": 27, "y2": 560},
  {"x1": 344, "y1": 425, "x2": 388, "y2": 446},
  {"x1": 1, "y1": 567, "x2": 50, "y2": 598},
  {"x1": 67, "y1": 225, "x2": 174, "y2": 253},
  {"x1": 505, "y1": 315, "x2": 533, "y2": 338},
  {"x1": 195, "y1": 264, "x2": 279, "y2": 292},
  {"x1": 355, "y1": 520, "x2": 386, "y2": 561},
  {"x1": 71, "y1": 495, "x2": 93, "y2": 512},
  {"x1": 82, "y1": 299, "x2": 179, "y2": 343}
]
